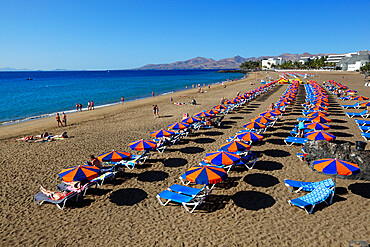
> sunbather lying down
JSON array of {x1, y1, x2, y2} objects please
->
[
  {"x1": 17, "y1": 132, "x2": 68, "y2": 142},
  {"x1": 40, "y1": 185, "x2": 68, "y2": 201}
]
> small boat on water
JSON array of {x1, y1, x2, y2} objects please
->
[{"x1": 26, "y1": 78, "x2": 33, "y2": 80}]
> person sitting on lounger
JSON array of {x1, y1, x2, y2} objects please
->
[
  {"x1": 298, "y1": 121, "x2": 305, "y2": 138},
  {"x1": 87, "y1": 155, "x2": 102, "y2": 169},
  {"x1": 40, "y1": 185, "x2": 69, "y2": 201}
]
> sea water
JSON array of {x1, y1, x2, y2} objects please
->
[{"x1": 0, "y1": 70, "x2": 243, "y2": 125}]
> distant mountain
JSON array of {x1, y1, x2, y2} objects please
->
[
  {"x1": 136, "y1": 52, "x2": 336, "y2": 70},
  {"x1": 0, "y1": 67, "x2": 31, "y2": 71}
]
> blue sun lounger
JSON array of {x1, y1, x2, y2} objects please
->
[
  {"x1": 284, "y1": 136, "x2": 308, "y2": 146},
  {"x1": 341, "y1": 102, "x2": 360, "y2": 109},
  {"x1": 156, "y1": 184, "x2": 209, "y2": 213},
  {"x1": 296, "y1": 147, "x2": 307, "y2": 161},
  {"x1": 361, "y1": 132, "x2": 370, "y2": 141},
  {"x1": 346, "y1": 110, "x2": 369, "y2": 118},
  {"x1": 297, "y1": 117, "x2": 309, "y2": 122},
  {"x1": 358, "y1": 126, "x2": 370, "y2": 133},
  {"x1": 285, "y1": 178, "x2": 335, "y2": 193},
  {"x1": 355, "y1": 119, "x2": 370, "y2": 126},
  {"x1": 235, "y1": 153, "x2": 258, "y2": 169},
  {"x1": 34, "y1": 191, "x2": 78, "y2": 210},
  {"x1": 288, "y1": 184, "x2": 334, "y2": 214}
]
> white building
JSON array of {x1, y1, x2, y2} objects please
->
[
  {"x1": 262, "y1": 57, "x2": 284, "y2": 69},
  {"x1": 337, "y1": 50, "x2": 370, "y2": 71},
  {"x1": 327, "y1": 53, "x2": 356, "y2": 64}
]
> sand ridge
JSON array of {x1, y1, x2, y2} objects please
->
[{"x1": 0, "y1": 71, "x2": 369, "y2": 246}]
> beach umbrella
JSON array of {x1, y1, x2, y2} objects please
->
[
  {"x1": 219, "y1": 141, "x2": 251, "y2": 152},
  {"x1": 360, "y1": 101, "x2": 370, "y2": 107},
  {"x1": 167, "y1": 122, "x2": 189, "y2": 130},
  {"x1": 251, "y1": 116, "x2": 273, "y2": 124},
  {"x1": 205, "y1": 151, "x2": 240, "y2": 166},
  {"x1": 97, "y1": 150, "x2": 132, "y2": 162},
  {"x1": 235, "y1": 132, "x2": 263, "y2": 142},
  {"x1": 150, "y1": 129, "x2": 175, "y2": 138},
  {"x1": 243, "y1": 121, "x2": 266, "y2": 130},
  {"x1": 307, "y1": 111, "x2": 328, "y2": 117},
  {"x1": 346, "y1": 89, "x2": 357, "y2": 93},
  {"x1": 305, "y1": 122, "x2": 330, "y2": 131},
  {"x1": 181, "y1": 117, "x2": 201, "y2": 124},
  {"x1": 206, "y1": 109, "x2": 220, "y2": 115},
  {"x1": 58, "y1": 165, "x2": 100, "y2": 182},
  {"x1": 309, "y1": 116, "x2": 332, "y2": 123},
  {"x1": 305, "y1": 131, "x2": 336, "y2": 141},
  {"x1": 185, "y1": 165, "x2": 228, "y2": 184},
  {"x1": 310, "y1": 106, "x2": 328, "y2": 111},
  {"x1": 270, "y1": 109, "x2": 284, "y2": 115},
  {"x1": 260, "y1": 111, "x2": 278, "y2": 118},
  {"x1": 213, "y1": 105, "x2": 228, "y2": 110},
  {"x1": 128, "y1": 139, "x2": 157, "y2": 151},
  {"x1": 313, "y1": 158, "x2": 360, "y2": 176},
  {"x1": 194, "y1": 111, "x2": 211, "y2": 118},
  {"x1": 352, "y1": 96, "x2": 369, "y2": 101}
]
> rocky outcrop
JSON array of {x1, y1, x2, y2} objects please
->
[{"x1": 304, "y1": 141, "x2": 369, "y2": 181}]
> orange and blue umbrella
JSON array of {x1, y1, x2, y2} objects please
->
[
  {"x1": 128, "y1": 139, "x2": 157, "y2": 151},
  {"x1": 181, "y1": 117, "x2": 201, "y2": 124},
  {"x1": 360, "y1": 101, "x2": 370, "y2": 107},
  {"x1": 206, "y1": 109, "x2": 220, "y2": 115},
  {"x1": 260, "y1": 111, "x2": 278, "y2": 118},
  {"x1": 243, "y1": 121, "x2": 266, "y2": 130},
  {"x1": 214, "y1": 104, "x2": 228, "y2": 110},
  {"x1": 346, "y1": 89, "x2": 357, "y2": 93},
  {"x1": 310, "y1": 106, "x2": 328, "y2": 111},
  {"x1": 270, "y1": 109, "x2": 284, "y2": 115},
  {"x1": 305, "y1": 131, "x2": 336, "y2": 141},
  {"x1": 251, "y1": 116, "x2": 273, "y2": 124},
  {"x1": 309, "y1": 116, "x2": 331, "y2": 123},
  {"x1": 195, "y1": 111, "x2": 211, "y2": 118},
  {"x1": 150, "y1": 129, "x2": 175, "y2": 138},
  {"x1": 307, "y1": 111, "x2": 328, "y2": 117},
  {"x1": 313, "y1": 158, "x2": 360, "y2": 176},
  {"x1": 205, "y1": 151, "x2": 240, "y2": 165},
  {"x1": 59, "y1": 165, "x2": 100, "y2": 182},
  {"x1": 352, "y1": 96, "x2": 369, "y2": 101},
  {"x1": 185, "y1": 165, "x2": 228, "y2": 184},
  {"x1": 167, "y1": 122, "x2": 189, "y2": 130},
  {"x1": 219, "y1": 141, "x2": 251, "y2": 152},
  {"x1": 235, "y1": 132, "x2": 263, "y2": 142},
  {"x1": 97, "y1": 150, "x2": 132, "y2": 162},
  {"x1": 305, "y1": 122, "x2": 330, "y2": 131}
]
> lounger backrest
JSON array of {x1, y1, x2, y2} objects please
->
[{"x1": 301, "y1": 184, "x2": 332, "y2": 205}]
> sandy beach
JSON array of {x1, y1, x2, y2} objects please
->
[{"x1": 0, "y1": 71, "x2": 369, "y2": 246}]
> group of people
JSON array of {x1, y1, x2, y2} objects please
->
[
  {"x1": 75, "y1": 103, "x2": 83, "y2": 111},
  {"x1": 152, "y1": 105, "x2": 159, "y2": 118},
  {"x1": 56, "y1": 113, "x2": 67, "y2": 127},
  {"x1": 87, "y1": 101, "x2": 94, "y2": 110}
]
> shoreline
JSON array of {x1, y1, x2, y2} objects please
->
[
  {"x1": 0, "y1": 73, "x2": 245, "y2": 126},
  {"x1": 0, "y1": 73, "x2": 254, "y2": 141}
]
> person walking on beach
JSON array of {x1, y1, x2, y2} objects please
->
[
  {"x1": 152, "y1": 91, "x2": 154, "y2": 97},
  {"x1": 155, "y1": 105, "x2": 159, "y2": 118},
  {"x1": 76, "y1": 103, "x2": 79, "y2": 111},
  {"x1": 56, "y1": 113, "x2": 63, "y2": 127},
  {"x1": 121, "y1": 96, "x2": 124, "y2": 104},
  {"x1": 153, "y1": 105, "x2": 157, "y2": 118},
  {"x1": 62, "y1": 112, "x2": 67, "y2": 127},
  {"x1": 91, "y1": 101, "x2": 94, "y2": 110},
  {"x1": 79, "y1": 103, "x2": 82, "y2": 111},
  {"x1": 87, "y1": 101, "x2": 91, "y2": 110}
]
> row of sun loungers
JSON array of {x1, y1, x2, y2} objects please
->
[{"x1": 156, "y1": 83, "x2": 276, "y2": 213}]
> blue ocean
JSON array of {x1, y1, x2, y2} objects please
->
[{"x1": 0, "y1": 70, "x2": 243, "y2": 124}]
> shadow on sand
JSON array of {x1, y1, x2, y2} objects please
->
[
  {"x1": 110, "y1": 188, "x2": 148, "y2": 206},
  {"x1": 232, "y1": 191, "x2": 275, "y2": 210}
]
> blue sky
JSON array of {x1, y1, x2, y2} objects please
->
[{"x1": 0, "y1": 0, "x2": 369, "y2": 70}]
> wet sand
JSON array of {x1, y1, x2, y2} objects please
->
[{"x1": 0, "y1": 71, "x2": 369, "y2": 246}]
